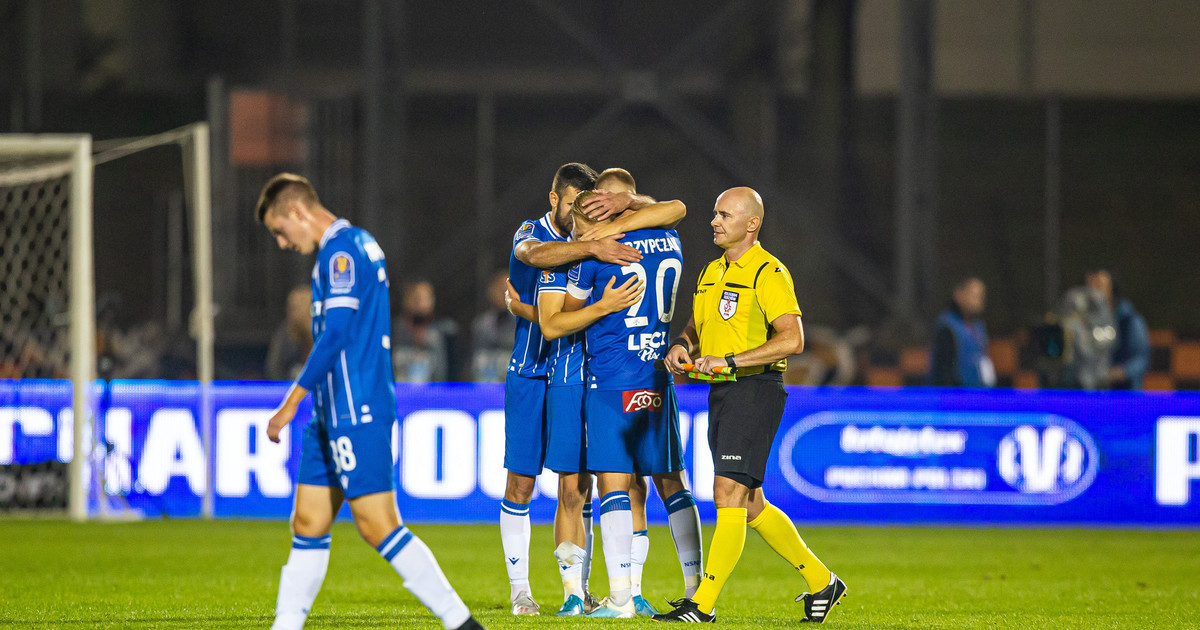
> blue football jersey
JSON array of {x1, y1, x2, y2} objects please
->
[
  {"x1": 303, "y1": 219, "x2": 396, "y2": 430},
  {"x1": 508, "y1": 212, "x2": 568, "y2": 377},
  {"x1": 567, "y1": 228, "x2": 684, "y2": 391},
  {"x1": 536, "y1": 265, "x2": 586, "y2": 387}
]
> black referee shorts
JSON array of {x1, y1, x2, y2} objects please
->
[{"x1": 707, "y1": 371, "x2": 787, "y2": 489}]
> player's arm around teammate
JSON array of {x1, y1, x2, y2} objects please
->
[
  {"x1": 503, "y1": 263, "x2": 646, "y2": 330},
  {"x1": 515, "y1": 227, "x2": 641, "y2": 268},
  {"x1": 579, "y1": 196, "x2": 687, "y2": 241},
  {"x1": 501, "y1": 163, "x2": 617, "y2": 616},
  {"x1": 504, "y1": 277, "x2": 538, "y2": 324},
  {"x1": 536, "y1": 276, "x2": 642, "y2": 340},
  {"x1": 578, "y1": 167, "x2": 687, "y2": 239},
  {"x1": 576, "y1": 187, "x2": 659, "y2": 221},
  {"x1": 656, "y1": 187, "x2": 845, "y2": 625},
  {"x1": 571, "y1": 171, "x2": 705, "y2": 610}
]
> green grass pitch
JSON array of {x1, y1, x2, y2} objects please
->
[{"x1": 1, "y1": 519, "x2": 1198, "y2": 628}]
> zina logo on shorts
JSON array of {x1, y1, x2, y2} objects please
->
[
  {"x1": 997, "y1": 425, "x2": 1088, "y2": 494},
  {"x1": 622, "y1": 390, "x2": 663, "y2": 413}
]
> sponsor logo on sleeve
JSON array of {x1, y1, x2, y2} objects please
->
[
  {"x1": 330, "y1": 253, "x2": 355, "y2": 293},
  {"x1": 622, "y1": 389, "x2": 663, "y2": 413},
  {"x1": 719, "y1": 290, "x2": 739, "y2": 320}
]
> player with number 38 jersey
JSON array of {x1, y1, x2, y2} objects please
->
[
  {"x1": 296, "y1": 217, "x2": 395, "y2": 495},
  {"x1": 256, "y1": 174, "x2": 481, "y2": 630}
]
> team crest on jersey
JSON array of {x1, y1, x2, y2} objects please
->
[
  {"x1": 622, "y1": 389, "x2": 663, "y2": 413},
  {"x1": 330, "y1": 253, "x2": 355, "y2": 293},
  {"x1": 540, "y1": 270, "x2": 554, "y2": 284},
  {"x1": 719, "y1": 290, "x2": 739, "y2": 320},
  {"x1": 515, "y1": 221, "x2": 535, "y2": 244}
]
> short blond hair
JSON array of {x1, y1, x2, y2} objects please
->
[
  {"x1": 570, "y1": 189, "x2": 601, "y2": 228},
  {"x1": 596, "y1": 167, "x2": 636, "y2": 192}
]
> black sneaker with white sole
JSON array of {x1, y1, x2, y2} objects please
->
[
  {"x1": 651, "y1": 598, "x2": 716, "y2": 623},
  {"x1": 796, "y1": 573, "x2": 848, "y2": 623},
  {"x1": 453, "y1": 616, "x2": 486, "y2": 630}
]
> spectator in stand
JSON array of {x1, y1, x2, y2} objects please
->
[
  {"x1": 928, "y1": 276, "x2": 996, "y2": 387},
  {"x1": 392, "y1": 278, "x2": 458, "y2": 383},
  {"x1": 265, "y1": 285, "x2": 314, "y2": 381},
  {"x1": 0, "y1": 331, "x2": 55, "y2": 379},
  {"x1": 1086, "y1": 269, "x2": 1149, "y2": 389},
  {"x1": 469, "y1": 270, "x2": 516, "y2": 382},
  {"x1": 1057, "y1": 284, "x2": 1114, "y2": 390}
]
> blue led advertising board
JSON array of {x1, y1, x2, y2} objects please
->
[{"x1": 2, "y1": 380, "x2": 1198, "y2": 525}]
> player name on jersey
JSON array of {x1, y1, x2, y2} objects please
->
[{"x1": 626, "y1": 236, "x2": 681, "y2": 255}]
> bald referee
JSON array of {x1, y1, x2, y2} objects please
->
[{"x1": 654, "y1": 187, "x2": 846, "y2": 624}]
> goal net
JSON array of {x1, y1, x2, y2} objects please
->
[
  {"x1": 0, "y1": 126, "x2": 214, "y2": 520},
  {"x1": 0, "y1": 135, "x2": 94, "y2": 519}
]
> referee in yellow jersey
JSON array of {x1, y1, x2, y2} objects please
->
[{"x1": 654, "y1": 187, "x2": 846, "y2": 624}]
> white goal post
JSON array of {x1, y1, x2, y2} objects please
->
[
  {"x1": 0, "y1": 134, "x2": 93, "y2": 520},
  {"x1": 0, "y1": 124, "x2": 214, "y2": 520}
]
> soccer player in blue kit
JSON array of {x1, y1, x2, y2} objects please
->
[
  {"x1": 500, "y1": 163, "x2": 644, "y2": 616},
  {"x1": 531, "y1": 168, "x2": 699, "y2": 617},
  {"x1": 532, "y1": 255, "x2": 642, "y2": 617},
  {"x1": 255, "y1": 174, "x2": 483, "y2": 630},
  {"x1": 559, "y1": 188, "x2": 691, "y2": 618},
  {"x1": 536, "y1": 168, "x2": 704, "y2": 615}
]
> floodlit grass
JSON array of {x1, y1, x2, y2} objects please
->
[{"x1": 1, "y1": 519, "x2": 1198, "y2": 628}]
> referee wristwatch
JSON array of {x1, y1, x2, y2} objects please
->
[{"x1": 724, "y1": 353, "x2": 737, "y2": 369}]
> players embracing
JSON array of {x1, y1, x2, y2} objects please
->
[
  {"x1": 558, "y1": 184, "x2": 701, "y2": 618},
  {"x1": 499, "y1": 163, "x2": 639, "y2": 616},
  {"x1": 500, "y1": 164, "x2": 703, "y2": 618}
]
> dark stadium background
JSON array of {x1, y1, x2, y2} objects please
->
[{"x1": 3, "y1": 0, "x2": 1199, "y2": 380}]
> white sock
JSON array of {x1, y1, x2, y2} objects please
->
[
  {"x1": 500, "y1": 499, "x2": 532, "y2": 600},
  {"x1": 377, "y1": 525, "x2": 471, "y2": 630},
  {"x1": 599, "y1": 491, "x2": 633, "y2": 606},
  {"x1": 582, "y1": 500, "x2": 594, "y2": 594},
  {"x1": 630, "y1": 529, "x2": 649, "y2": 598},
  {"x1": 554, "y1": 541, "x2": 586, "y2": 601},
  {"x1": 272, "y1": 534, "x2": 331, "y2": 630},
  {"x1": 665, "y1": 489, "x2": 704, "y2": 598}
]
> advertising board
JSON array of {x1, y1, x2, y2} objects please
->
[{"x1": 2, "y1": 380, "x2": 1198, "y2": 525}]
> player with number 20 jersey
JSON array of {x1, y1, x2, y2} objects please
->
[{"x1": 567, "y1": 228, "x2": 685, "y2": 475}]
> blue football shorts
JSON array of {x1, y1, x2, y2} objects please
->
[
  {"x1": 296, "y1": 414, "x2": 396, "y2": 499},
  {"x1": 545, "y1": 383, "x2": 586, "y2": 474},
  {"x1": 503, "y1": 371, "x2": 549, "y2": 476},
  {"x1": 585, "y1": 384, "x2": 683, "y2": 475}
]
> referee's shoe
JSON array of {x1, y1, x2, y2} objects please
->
[
  {"x1": 796, "y1": 573, "x2": 848, "y2": 623},
  {"x1": 651, "y1": 598, "x2": 715, "y2": 623}
]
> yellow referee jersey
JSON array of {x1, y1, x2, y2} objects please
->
[{"x1": 693, "y1": 241, "x2": 801, "y2": 373}]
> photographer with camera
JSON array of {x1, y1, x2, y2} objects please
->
[{"x1": 1086, "y1": 269, "x2": 1149, "y2": 389}]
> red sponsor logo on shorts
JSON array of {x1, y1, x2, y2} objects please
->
[{"x1": 622, "y1": 389, "x2": 663, "y2": 413}]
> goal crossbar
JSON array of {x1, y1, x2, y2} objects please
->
[{"x1": 1, "y1": 125, "x2": 213, "y2": 520}]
